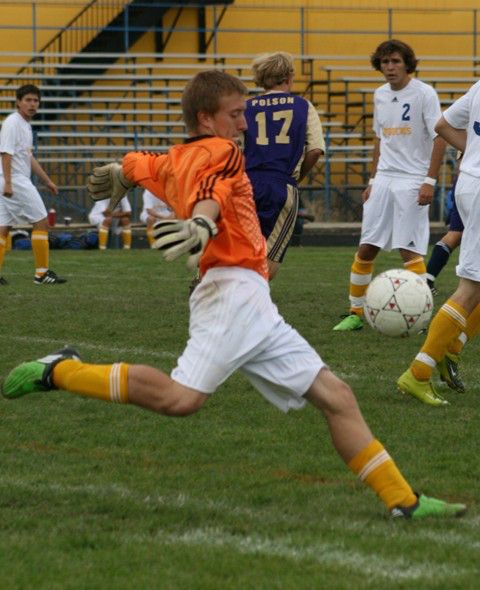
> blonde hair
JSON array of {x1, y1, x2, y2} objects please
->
[{"x1": 251, "y1": 52, "x2": 295, "y2": 90}]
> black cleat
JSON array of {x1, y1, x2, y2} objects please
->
[
  {"x1": 437, "y1": 352, "x2": 466, "y2": 393},
  {"x1": 34, "y1": 270, "x2": 67, "y2": 285}
]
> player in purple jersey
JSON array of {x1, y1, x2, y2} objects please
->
[{"x1": 243, "y1": 52, "x2": 325, "y2": 280}]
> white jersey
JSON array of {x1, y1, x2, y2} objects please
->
[
  {"x1": 443, "y1": 80, "x2": 480, "y2": 178},
  {"x1": 373, "y1": 78, "x2": 441, "y2": 177},
  {"x1": 141, "y1": 189, "x2": 172, "y2": 218},
  {"x1": 0, "y1": 111, "x2": 33, "y2": 178}
]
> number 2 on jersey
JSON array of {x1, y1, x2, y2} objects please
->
[
  {"x1": 402, "y1": 103, "x2": 410, "y2": 121},
  {"x1": 255, "y1": 110, "x2": 293, "y2": 145}
]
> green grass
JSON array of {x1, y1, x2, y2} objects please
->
[{"x1": 0, "y1": 247, "x2": 479, "y2": 590}]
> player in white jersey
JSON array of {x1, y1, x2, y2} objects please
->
[
  {"x1": 334, "y1": 40, "x2": 445, "y2": 331},
  {"x1": 397, "y1": 81, "x2": 480, "y2": 405},
  {"x1": 139, "y1": 189, "x2": 174, "y2": 248},
  {"x1": 88, "y1": 196, "x2": 132, "y2": 250},
  {"x1": 0, "y1": 84, "x2": 66, "y2": 285}
]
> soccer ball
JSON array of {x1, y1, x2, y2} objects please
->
[{"x1": 364, "y1": 269, "x2": 433, "y2": 337}]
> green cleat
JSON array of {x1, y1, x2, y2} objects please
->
[
  {"x1": 391, "y1": 493, "x2": 467, "y2": 519},
  {"x1": 397, "y1": 368, "x2": 448, "y2": 407},
  {"x1": 2, "y1": 347, "x2": 80, "y2": 399},
  {"x1": 437, "y1": 352, "x2": 465, "y2": 393},
  {"x1": 333, "y1": 313, "x2": 363, "y2": 331}
]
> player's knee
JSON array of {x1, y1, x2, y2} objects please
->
[
  {"x1": 306, "y1": 369, "x2": 358, "y2": 415},
  {"x1": 159, "y1": 388, "x2": 207, "y2": 417},
  {"x1": 333, "y1": 380, "x2": 358, "y2": 413}
]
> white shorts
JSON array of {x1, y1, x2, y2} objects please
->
[
  {"x1": 360, "y1": 174, "x2": 430, "y2": 255},
  {"x1": 171, "y1": 267, "x2": 324, "y2": 413},
  {"x1": 454, "y1": 172, "x2": 480, "y2": 282},
  {"x1": 88, "y1": 211, "x2": 125, "y2": 235},
  {"x1": 0, "y1": 175, "x2": 47, "y2": 226}
]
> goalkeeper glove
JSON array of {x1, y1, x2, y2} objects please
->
[
  {"x1": 87, "y1": 163, "x2": 135, "y2": 211},
  {"x1": 152, "y1": 215, "x2": 218, "y2": 270}
]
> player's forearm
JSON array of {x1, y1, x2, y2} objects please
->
[
  {"x1": 426, "y1": 136, "x2": 447, "y2": 179},
  {"x1": 31, "y1": 157, "x2": 51, "y2": 184},
  {"x1": 369, "y1": 138, "x2": 381, "y2": 178},
  {"x1": 192, "y1": 198, "x2": 220, "y2": 222},
  {"x1": 1, "y1": 153, "x2": 12, "y2": 183},
  {"x1": 434, "y1": 117, "x2": 467, "y2": 153},
  {"x1": 298, "y1": 149, "x2": 322, "y2": 183}
]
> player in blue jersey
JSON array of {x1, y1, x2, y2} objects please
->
[{"x1": 243, "y1": 52, "x2": 325, "y2": 280}]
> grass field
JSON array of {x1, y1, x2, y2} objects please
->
[{"x1": 0, "y1": 247, "x2": 479, "y2": 589}]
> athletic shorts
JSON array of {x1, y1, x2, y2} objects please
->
[
  {"x1": 454, "y1": 172, "x2": 480, "y2": 282},
  {"x1": 139, "y1": 210, "x2": 149, "y2": 225},
  {"x1": 88, "y1": 212, "x2": 126, "y2": 235},
  {"x1": 0, "y1": 175, "x2": 47, "y2": 226},
  {"x1": 360, "y1": 173, "x2": 430, "y2": 255},
  {"x1": 248, "y1": 173, "x2": 299, "y2": 263},
  {"x1": 171, "y1": 266, "x2": 324, "y2": 413}
]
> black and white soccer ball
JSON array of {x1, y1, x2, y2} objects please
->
[{"x1": 364, "y1": 269, "x2": 433, "y2": 337}]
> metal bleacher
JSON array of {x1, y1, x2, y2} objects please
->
[
  {"x1": 0, "y1": 53, "x2": 260, "y2": 221},
  {"x1": 0, "y1": 51, "x2": 473, "y2": 223}
]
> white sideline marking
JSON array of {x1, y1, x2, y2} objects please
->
[
  {"x1": 2, "y1": 334, "x2": 177, "y2": 359},
  {"x1": 0, "y1": 478, "x2": 475, "y2": 581},
  {"x1": 150, "y1": 527, "x2": 468, "y2": 582}
]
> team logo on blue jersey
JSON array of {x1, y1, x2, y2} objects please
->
[{"x1": 473, "y1": 121, "x2": 480, "y2": 135}]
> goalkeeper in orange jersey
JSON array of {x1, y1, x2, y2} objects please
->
[{"x1": 2, "y1": 70, "x2": 466, "y2": 520}]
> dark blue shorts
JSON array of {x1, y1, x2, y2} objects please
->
[
  {"x1": 249, "y1": 175, "x2": 299, "y2": 263},
  {"x1": 449, "y1": 189, "x2": 464, "y2": 232}
]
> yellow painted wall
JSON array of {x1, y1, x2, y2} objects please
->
[
  {"x1": 0, "y1": 3, "x2": 82, "y2": 53},
  {"x1": 213, "y1": 2, "x2": 480, "y2": 58},
  {"x1": 2, "y1": 1, "x2": 479, "y2": 58}
]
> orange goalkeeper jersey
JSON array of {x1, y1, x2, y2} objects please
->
[{"x1": 123, "y1": 136, "x2": 268, "y2": 279}]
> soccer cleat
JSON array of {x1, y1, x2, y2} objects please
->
[
  {"x1": 391, "y1": 493, "x2": 467, "y2": 519},
  {"x1": 397, "y1": 368, "x2": 449, "y2": 406},
  {"x1": 2, "y1": 347, "x2": 80, "y2": 399},
  {"x1": 333, "y1": 313, "x2": 363, "y2": 331},
  {"x1": 34, "y1": 270, "x2": 67, "y2": 285},
  {"x1": 0, "y1": 276, "x2": 8, "y2": 285},
  {"x1": 437, "y1": 352, "x2": 465, "y2": 393},
  {"x1": 427, "y1": 280, "x2": 439, "y2": 297}
]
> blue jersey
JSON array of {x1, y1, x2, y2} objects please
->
[{"x1": 243, "y1": 92, "x2": 309, "y2": 184}]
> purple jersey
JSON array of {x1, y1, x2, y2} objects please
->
[{"x1": 243, "y1": 92, "x2": 309, "y2": 184}]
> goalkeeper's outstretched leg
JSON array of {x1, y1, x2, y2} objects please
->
[{"x1": 4, "y1": 69, "x2": 467, "y2": 521}]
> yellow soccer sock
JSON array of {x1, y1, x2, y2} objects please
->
[
  {"x1": 0, "y1": 235, "x2": 6, "y2": 272},
  {"x1": 465, "y1": 302, "x2": 480, "y2": 340},
  {"x1": 349, "y1": 254, "x2": 374, "y2": 315},
  {"x1": 147, "y1": 227, "x2": 155, "y2": 248},
  {"x1": 448, "y1": 302, "x2": 480, "y2": 355},
  {"x1": 31, "y1": 230, "x2": 49, "y2": 277},
  {"x1": 53, "y1": 360, "x2": 129, "y2": 403},
  {"x1": 411, "y1": 299, "x2": 467, "y2": 381},
  {"x1": 348, "y1": 439, "x2": 417, "y2": 510},
  {"x1": 122, "y1": 228, "x2": 132, "y2": 249},
  {"x1": 99, "y1": 227, "x2": 109, "y2": 250},
  {"x1": 6, "y1": 232, "x2": 12, "y2": 252},
  {"x1": 404, "y1": 256, "x2": 426, "y2": 278},
  {"x1": 447, "y1": 334, "x2": 466, "y2": 356}
]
